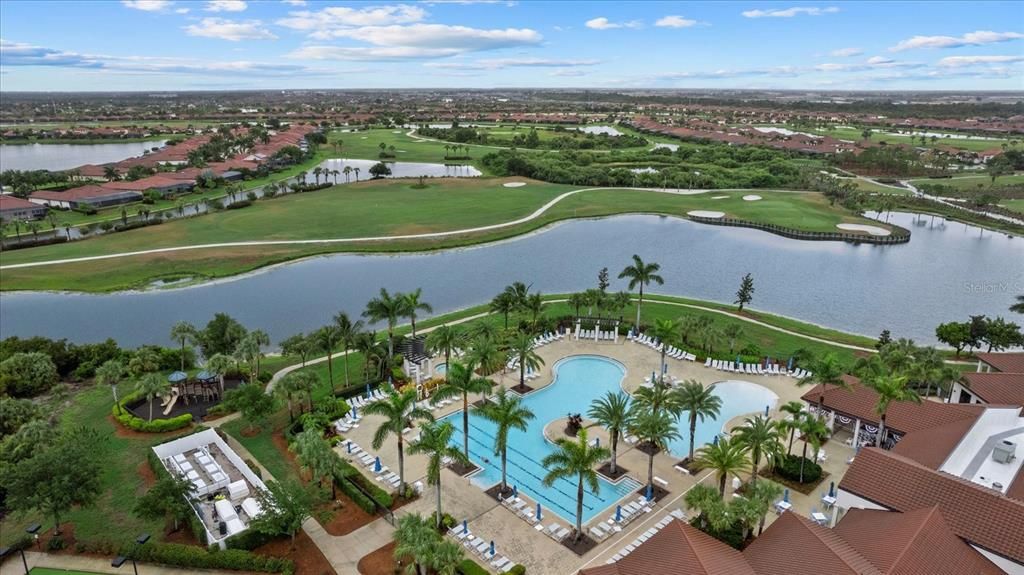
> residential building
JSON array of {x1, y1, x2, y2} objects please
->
[
  {"x1": 30, "y1": 185, "x2": 141, "y2": 209},
  {"x1": 0, "y1": 194, "x2": 47, "y2": 222}
]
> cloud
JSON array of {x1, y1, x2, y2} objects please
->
[
  {"x1": 549, "y1": 69, "x2": 586, "y2": 77},
  {"x1": 585, "y1": 17, "x2": 641, "y2": 30},
  {"x1": 890, "y1": 30, "x2": 1024, "y2": 51},
  {"x1": 121, "y1": 0, "x2": 173, "y2": 11},
  {"x1": 425, "y1": 57, "x2": 599, "y2": 70},
  {"x1": 829, "y1": 47, "x2": 861, "y2": 57},
  {"x1": 741, "y1": 6, "x2": 839, "y2": 18},
  {"x1": 812, "y1": 56, "x2": 920, "y2": 72},
  {"x1": 184, "y1": 18, "x2": 277, "y2": 41},
  {"x1": 281, "y1": 0, "x2": 306, "y2": 5},
  {"x1": 205, "y1": 0, "x2": 247, "y2": 12},
  {"x1": 277, "y1": 4, "x2": 427, "y2": 36},
  {"x1": 937, "y1": 55, "x2": 1024, "y2": 67},
  {"x1": 175, "y1": 7, "x2": 190, "y2": 13},
  {"x1": 289, "y1": 23, "x2": 541, "y2": 60},
  {"x1": 655, "y1": 15, "x2": 698, "y2": 28}
]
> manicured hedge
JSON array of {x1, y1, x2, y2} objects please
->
[
  {"x1": 333, "y1": 466, "x2": 378, "y2": 514},
  {"x1": 224, "y1": 527, "x2": 278, "y2": 551},
  {"x1": 775, "y1": 454, "x2": 822, "y2": 484},
  {"x1": 113, "y1": 390, "x2": 192, "y2": 432},
  {"x1": 125, "y1": 542, "x2": 293, "y2": 574}
]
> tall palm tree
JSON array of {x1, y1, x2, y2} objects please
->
[
  {"x1": 354, "y1": 166, "x2": 361, "y2": 181},
  {"x1": 277, "y1": 370, "x2": 316, "y2": 421},
  {"x1": 587, "y1": 391, "x2": 632, "y2": 475},
  {"x1": 169, "y1": 321, "x2": 198, "y2": 372},
  {"x1": 633, "y1": 381, "x2": 684, "y2": 420},
  {"x1": 95, "y1": 359, "x2": 126, "y2": 411},
  {"x1": 204, "y1": 353, "x2": 234, "y2": 397},
  {"x1": 392, "y1": 513, "x2": 436, "y2": 575},
  {"x1": 567, "y1": 292, "x2": 587, "y2": 320},
  {"x1": 618, "y1": 254, "x2": 664, "y2": 326},
  {"x1": 290, "y1": 429, "x2": 345, "y2": 498},
  {"x1": 250, "y1": 329, "x2": 270, "y2": 376},
  {"x1": 695, "y1": 435, "x2": 750, "y2": 496},
  {"x1": 675, "y1": 380, "x2": 723, "y2": 462},
  {"x1": 363, "y1": 287, "x2": 405, "y2": 359},
  {"x1": 314, "y1": 325, "x2": 340, "y2": 393},
  {"x1": 402, "y1": 288, "x2": 433, "y2": 337},
  {"x1": 1011, "y1": 294, "x2": 1024, "y2": 314},
  {"x1": 135, "y1": 372, "x2": 170, "y2": 422},
  {"x1": 778, "y1": 401, "x2": 805, "y2": 456},
  {"x1": 333, "y1": 312, "x2": 364, "y2": 389},
  {"x1": 868, "y1": 373, "x2": 921, "y2": 447},
  {"x1": 722, "y1": 324, "x2": 745, "y2": 354},
  {"x1": 364, "y1": 387, "x2": 434, "y2": 493},
  {"x1": 907, "y1": 346, "x2": 956, "y2": 398},
  {"x1": 466, "y1": 334, "x2": 506, "y2": 377},
  {"x1": 797, "y1": 352, "x2": 848, "y2": 418},
  {"x1": 651, "y1": 318, "x2": 680, "y2": 383},
  {"x1": 343, "y1": 165, "x2": 352, "y2": 183},
  {"x1": 425, "y1": 324, "x2": 463, "y2": 382},
  {"x1": 407, "y1": 421, "x2": 469, "y2": 529},
  {"x1": 523, "y1": 293, "x2": 544, "y2": 329},
  {"x1": 489, "y1": 292, "x2": 516, "y2": 329},
  {"x1": 433, "y1": 361, "x2": 492, "y2": 460},
  {"x1": 628, "y1": 411, "x2": 681, "y2": 492},
  {"x1": 475, "y1": 386, "x2": 534, "y2": 494},
  {"x1": 540, "y1": 428, "x2": 610, "y2": 542},
  {"x1": 796, "y1": 416, "x2": 829, "y2": 483},
  {"x1": 508, "y1": 331, "x2": 544, "y2": 389},
  {"x1": 734, "y1": 415, "x2": 782, "y2": 486}
]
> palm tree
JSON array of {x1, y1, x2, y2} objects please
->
[
  {"x1": 868, "y1": 373, "x2": 921, "y2": 447},
  {"x1": 95, "y1": 359, "x2": 126, "y2": 411},
  {"x1": 567, "y1": 292, "x2": 587, "y2": 320},
  {"x1": 364, "y1": 387, "x2": 433, "y2": 492},
  {"x1": 169, "y1": 321, "x2": 198, "y2": 372},
  {"x1": 750, "y1": 480, "x2": 784, "y2": 536},
  {"x1": 541, "y1": 428, "x2": 610, "y2": 542},
  {"x1": 407, "y1": 421, "x2": 469, "y2": 529},
  {"x1": 675, "y1": 380, "x2": 723, "y2": 462},
  {"x1": 628, "y1": 411, "x2": 681, "y2": 492},
  {"x1": 425, "y1": 324, "x2": 463, "y2": 382},
  {"x1": 354, "y1": 166, "x2": 361, "y2": 181},
  {"x1": 695, "y1": 435, "x2": 750, "y2": 496},
  {"x1": 587, "y1": 391, "x2": 632, "y2": 475},
  {"x1": 618, "y1": 254, "x2": 664, "y2": 326},
  {"x1": 508, "y1": 331, "x2": 544, "y2": 389},
  {"x1": 684, "y1": 483, "x2": 725, "y2": 532},
  {"x1": 466, "y1": 334, "x2": 506, "y2": 377},
  {"x1": 136, "y1": 372, "x2": 171, "y2": 422},
  {"x1": 907, "y1": 346, "x2": 958, "y2": 398},
  {"x1": 204, "y1": 353, "x2": 233, "y2": 397},
  {"x1": 778, "y1": 401, "x2": 805, "y2": 455},
  {"x1": 402, "y1": 288, "x2": 433, "y2": 337},
  {"x1": 277, "y1": 370, "x2": 316, "y2": 421},
  {"x1": 363, "y1": 287, "x2": 405, "y2": 359},
  {"x1": 475, "y1": 386, "x2": 534, "y2": 494},
  {"x1": 796, "y1": 415, "x2": 829, "y2": 483},
  {"x1": 290, "y1": 429, "x2": 345, "y2": 498},
  {"x1": 523, "y1": 293, "x2": 544, "y2": 329},
  {"x1": 392, "y1": 513, "x2": 435, "y2": 575},
  {"x1": 797, "y1": 352, "x2": 848, "y2": 418},
  {"x1": 722, "y1": 324, "x2": 744, "y2": 354},
  {"x1": 489, "y1": 292, "x2": 516, "y2": 329},
  {"x1": 433, "y1": 361, "x2": 492, "y2": 460},
  {"x1": 1011, "y1": 295, "x2": 1024, "y2": 314},
  {"x1": 734, "y1": 415, "x2": 782, "y2": 486},
  {"x1": 333, "y1": 312, "x2": 364, "y2": 389},
  {"x1": 314, "y1": 325, "x2": 340, "y2": 393},
  {"x1": 651, "y1": 318, "x2": 680, "y2": 383},
  {"x1": 633, "y1": 381, "x2": 683, "y2": 419},
  {"x1": 343, "y1": 166, "x2": 352, "y2": 183}
]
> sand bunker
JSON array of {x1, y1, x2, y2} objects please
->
[
  {"x1": 503, "y1": 182, "x2": 527, "y2": 188},
  {"x1": 711, "y1": 195, "x2": 729, "y2": 200},
  {"x1": 688, "y1": 210, "x2": 725, "y2": 218},
  {"x1": 837, "y1": 223, "x2": 891, "y2": 236},
  {"x1": 742, "y1": 195, "x2": 762, "y2": 201}
]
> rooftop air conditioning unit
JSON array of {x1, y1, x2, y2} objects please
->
[{"x1": 992, "y1": 440, "x2": 1016, "y2": 464}]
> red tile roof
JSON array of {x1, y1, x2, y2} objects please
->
[
  {"x1": 839, "y1": 447, "x2": 1024, "y2": 564},
  {"x1": 976, "y1": 353, "x2": 1024, "y2": 374},
  {"x1": 961, "y1": 372, "x2": 1024, "y2": 407},
  {"x1": 30, "y1": 185, "x2": 127, "y2": 201},
  {"x1": 801, "y1": 375, "x2": 984, "y2": 435},
  {"x1": 101, "y1": 175, "x2": 192, "y2": 191},
  {"x1": 834, "y1": 507, "x2": 1003, "y2": 574},
  {"x1": 890, "y1": 415, "x2": 981, "y2": 469},
  {"x1": 0, "y1": 195, "x2": 42, "y2": 210},
  {"x1": 579, "y1": 519, "x2": 755, "y2": 575},
  {"x1": 744, "y1": 512, "x2": 879, "y2": 575}
]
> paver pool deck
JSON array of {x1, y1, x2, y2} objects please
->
[{"x1": 339, "y1": 336, "x2": 855, "y2": 575}]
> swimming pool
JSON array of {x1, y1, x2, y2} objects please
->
[
  {"x1": 434, "y1": 363, "x2": 448, "y2": 375},
  {"x1": 666, "y1": 380, "x2": 779, "y2": 457}
]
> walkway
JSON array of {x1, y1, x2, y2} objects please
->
[{"x1": 0, "y1": 186, "x2": 809, "y2": 271}]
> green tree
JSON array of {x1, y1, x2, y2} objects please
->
[
  {"x1": 364, "y1": 387, "x2": 433, "y2": 492},
  {"x1": 169, "y1": 321, "x2": 199, "y2": 372},
  {"x1": 475, "y1": 386, "x2": 535, "y2": 494},
  {"x1": 684, "y1": 483, "x2": 725, "y2": 533},
  {"x1": 0, "y1": 352, "x2": 59, "y2": 397},
  {"x1": 650, "y1": 318, "x2": 680, "y2": 383},
  {"x1": 128, "y1": 347, "x2": 161, "y2": 377},
  {"x1": 425, "y1": 324, "x2": 463, "y2": 382},
  {"x1": 434, "y1": 361, "x2": 492, "y2": 460},
  {"x1": 204, "y1": 352, "x2": 234, "y2": 397},
  {"x1": 280, "y1": 333, "x2": 315, "y2": 368},
  {"x1": 465, "y1": 334, "x2": 506, "y2": 377},
  {"x1": 980, "y1": 317, "x2": 1023, "y2": 352},
  {"x1": 540, "y1": 428, "x2": 610, "y2": 542},
  {"x1": 0, "y1": 397, "x2": 41, "y2": 436},
  {"x1": 291, "y1": 428, "x2": 346, "y2": 498},
  {"x1": 734, "y1": 273, "x2": 755, "y2": 312},
  {"x1": 276, "y1": 370, "x2": 316, "y2": 421},
  {"x1": 797, "y1": 352, "x2": 849, "y2": 417},
  {"x1": 935, "y1": 321, "x2": 971, "y2": 357},
  {"x1": 618, "y1": 254, "x2": 664, "y2": 326},
  {"x1": 133, "y1": 474, "x2": 196, "y2": 531},
  {"x1": 867, "y1": 373, "x2": 921, "y2": 447},
  {"x1": 489, "y1": 291, "x2": 517, "y2": 329},
  {"x1": 1011, "y1": 295, "x2": 1024, "y2": 314},
  {"x1": 629, "y1": 411, "x2": 681, "y2": 492},
  {"x1": 722, "y1": 324, "x2": 744, "y2": 354},
  {"x1": 363, "y1": 287, "x2": 405, "y2": 359},
  {"x1": 249, "y1": 480, "x2": 316, "y2": 550},
  {"x1": 314, "y1": 325, "x2": 341, "y2": 393},
  {"x1": 796, "y1": 416, "x2": 829, "y2": 483},
  {"x1": 695, "y1": 435, "x2": 750, "y2": 496},
  {"x1": 675, "y1": 379, "x2": 722, "y2": 462},
  {"x1": 393, "y1": 513, "x2": 459, "y2": 575},
  {"x1": 633, "y1": 380, "x2": 684, "y2": 420},
  {"x1": 587, "y1": 391, "x2": 633, "y2": 475},
  {"x1": 508, "y1": 331, "x2": 544, "y2": 389},
  {"x1": 224, "y1": 382, "x2": 277, "y2": 433},
  {"x1": 334, "y1": 312, "x2": 365, "y2": 388},
  {"x1": 733, "y1": 415, "x2": 783, "y2": 486},
  {"x1": 402, "y1": 288, "x2": 433, "y2": 337},
  {"x1": 199, "y1": 313, "x2": 247, "y2": 357},
  {"x1": 407, "y1": 421, "x2": 469, "y2": 529},
  {"x1": 778, "y1": 401, "x2": 805, "y2": 456},
  {"x1": 135, "y1": 372, "x2": 170, "y2": 422},
  {"x1": 94, "y1": 358, "x2": 126, "y2": 411}
]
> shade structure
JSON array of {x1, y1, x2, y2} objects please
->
[
  {"x1": 168, "y1": 371, "x2": 187, "y2": 383},
  {"x1": 512, "y1": 485, "x2": 518, "y2": 498},
  {"x1": 536, "y1": 503, "x2": 542, "y2": 521},
  {"x1": 783, "y1": 488, "x2": 790, "y2": 502},
  {"x1": 462, "y1": 520, "x2": 468, "y2": 534},
  {"x1": 615, "y1": 505, "x2": 622, "y2": 522},
  {"x1": 489, "y1": 541, "x2": 495, "y2": 556},
  {"x1": 374, "y1": 457, "x2": 382, "y2": 473},
  {"x1": 195, "y1": 370, "x2": 215, "y2": 381}
]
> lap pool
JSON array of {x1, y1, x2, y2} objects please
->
[{"x1": 440, "y1": 355, "x2": 778, "y2": 524}]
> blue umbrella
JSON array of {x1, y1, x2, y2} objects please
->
[
  {"x1": 512, "y1": 485, "x2": 518, "y2": 498},
  {"x1": 346, "y1": 442, "x2": 352, "y2": 454},
  {"x1": 351, "y1": 406, "x2": 357, "y2": 419},
  {"x1": 168, "y1": 371, "x2": 187, "y2": 383},
  {"x1": 595, "y1": 437, "x2": 600, "y2": 448},
  {"x1": 374, "y1": 457, "x2": 382, "y2": 473},
  {"x1": 462, "y1": 520, "x2": 468, "y2": 534},
  {"x1": 735, "y1": 354, "x2": 740, "y2": 367},
  {"x1": 615, "y1": 505, "x2": 622, "y2": 522},
  {"x1": 783, "y1": 488, "x2": 790, "y2": 503},
  {"x1": 196, "y1": 370, "x2": 213, "y2": 381},
  {"x1": 788, "y1": 357, "x2": 794, "y2": 371},
  {"x1": 713, "y1": 435, "x2": 719, "y2": 445},
  {"x1": 829, "y1": 482, "x2": 835, "y2": 497},
  {"x1": 646, "y1": 484, "x2": 654, "y2": 501},
  {"x1": 536, "y1": 503, "x2": 542, "y2": 521},
  {"x1": 489, "y1": 541, "x2": 495, "y2": 556},
  {"x1": 765, "y1": 405, "x2": 770, "y2": 416}
]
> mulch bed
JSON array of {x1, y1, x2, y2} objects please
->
[
  {"x1": 510, "y1": 383, "x2": 534, "y2": 395},
  {"x1": 561, "y1": 532, "x2": 599, "y2": 556},
  {"x1": 358, "y1": 541, "x2": 399, "y2": 575},
  {"x1": 447, "y1": 460, "x2": 480, "y2": 477},
  {"x1": 757, "y1": 469, "x2": 830, "y2": 496},
  {"x1": 634, "y1": 441, "x2": 661, "y2": 457},
  {"x1": 320, "y1": 494, "x2": 378, "y2": 537},
  {"x1": 635, "y1": 484, "x2": 671, "y2": 503},
  {"x1": 471, "y1": 399, "x2": 489, "y2": 408},
  {"x1": 596, "y1": 462, "x2": 630, "y2": 481},
  {"x1": 675, "y1": 458, "x2": 704, "y2": 475},
  {"x1": 255, "y1": 529, "x2": 337, "y2": 575},
  {"x1": 107, "y1": 414, "x2": 193, "y2": 439},
  {"x1": 484, "y1": 483, "x2": 516, "y2": 502}
]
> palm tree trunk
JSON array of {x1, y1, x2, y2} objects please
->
[
  {"x1": 800, "y1": 441, "x2": 809, "y2": 483},
  {"x1": 787, "y1": 427, "x2": 795, "y2": 456},
  {"x1": 636, "y1": 286, "x2": 643, "y2": 326},
  {"x1": 444, "y1": 348, "x2": 451, "y2": 383},
  {"x1": 689, "y1": 415, "x2": 697, "y2": 461},
  {"x1": 719, "y1": 473, "x2": 727, "y2": 497},
  {"x1": 501, "y1": 448, "x2": 508, "y2": 492},
  {"x1": 180, "y1": 340, "x2": 186, "y2": 371},
  {"x1": 149, "y1": 397, "x2": 154, "y2": 422},
  {"x1": 611, "y1": 431, "x2": 618, "y2": 474},
  {"x1": 519, "y1": 363, "x2": 525, "y2": 388},
  {"x1": 326, "y1": 351, "x2": 335, "y2": 393},
  {"x1": 647, "y1": 451, "x2": 655, "y2": 490},
  {"x1": 751, "y1": 451, "x2": 760, "y2": 486},
  {"x1": 436, "y1": 481, "x2": 443, "y2": 529},
  {"x1": 462, "y1": 394, "x2": 470, "y2": 460},
  {"x1": 411, "y1": 316, "x2": 417, "y2": 337},
  {"x1": 287, "y1": 398, "x2": 293, "y2": 422},
  {"x1": 343, "y1": 347, "x2": 351, "y2": 388},
  {"x1": 397, "y1": 436, "x2": 405, "y2": 492},
  {"x1": 876, "y1": 413, "x2": 887, "y2": 447},
  {"x1": 576, "y1": 477, "x2": 584, "y2": 541}
]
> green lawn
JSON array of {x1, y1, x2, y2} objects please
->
[
  {"x1": 1001, "y1": 198, "x2": 1024, "y2": 213},
  {"x1": 30, "y1": 569, "x2": 104, "y2": 575},
  {"x1": 779, "y1": 125, "x2": 1011, "y2": 153},
  {"x1": 909, "y1": 173, "x2": 1024, "y2": 190},
  {"x1": 840, "y1": 177, "x2": 913, "y2": 195},
  {"x1": 331, "y1": 128, "x2": 520, "y2": 170}
]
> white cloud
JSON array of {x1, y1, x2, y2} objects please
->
[
  {"x1": 315, "y1": 24, "x2": 541, "y2": 52},
  {"x1": 425, "y1": 57, "x2": 599, "y2": 70},
  {"x1": 277, "y1": 4, "x2": 427, "y2": 36},
  {"x1": 655, "y1": 15, "x2": 698, "y2": 28},
  {"x1": 549, "y1": 69, "x2": 585, "y2": 77},
  {"x1": 890, "y1": 30, "x2": 1024, "y2": 52},
  {"x1": 938, "y1": 55, "x2": 1024, "y2": 67},
  {"x1": 585, "y1": 17, "x2": 641, "y2": 30},
  {"x1": 175, "y1": 7, "x2": 190, "y2": 13},
  {"x1": 288, "y1": 45, "x2": 460, "y2": 60},
  {"x1": 829, "y1": 47, "x2": 861, "y2": 57},
  {"x1": 742, "y1": 6, "x2": 839, "y2": 18},
  {"x1": 184, "y1": 18, "x2": 277, "y2": 41},
  {"x1": 205, "y1": 1, "x2": 247, "y2": 12},
  {"x1": 281, "y1": 0, "x2": 306, "y2": 5},
  {"x1": 121, "y1": 0, "x2": 173, "y2": 11}
]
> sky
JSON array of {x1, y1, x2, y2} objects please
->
[{"x1": 1, "y1": 0, "x2": 1023, "y2": 92}]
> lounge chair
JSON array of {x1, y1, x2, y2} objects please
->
[{"x1": 554, "y1": 527, "x2": 571, "y2": 541}]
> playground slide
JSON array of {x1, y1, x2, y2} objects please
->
[{"x1": 162, "y1": 388, "x2": 180, "y2": 415}]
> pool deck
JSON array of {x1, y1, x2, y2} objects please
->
[{"x1": 337, "y1": 336, "x2": 855, "y2": 575}]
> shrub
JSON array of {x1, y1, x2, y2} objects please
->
[
  {"x1": 775, "y1": 454, "x2": 822, "y2": 484},
  {"x1": 508, "y1": 565, "x2": 526, "y2": 575},
  {"x1": 0, "y1": 351, "x2": 60, "y2": 397},
  {"x1": 126, "y1": 542, "x2": 293, "y2": 574},
  {"x1": 457, "y1": 559, "x2": 491, "y2": 575},
  {"x1": 112, "y1": 390, "x2": 193, "y2": 432},
  {"x1": 430, "y1": 511, "x2": 457, "y2": 531},
  {"x1": 226, "y1": 200, "x2": 252, "y2": 210},
  {"x1": 244, "y1": 458, "x2": 263, "y2": 479},
  {"x1": 47, "y1": 535, "x2": 65, "y2": 551},
  {"x1": 224, "y1": 527, "x2": 277, "y2": 551}
]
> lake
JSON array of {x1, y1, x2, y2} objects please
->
[
  {"x1": 0, "y1": 140, "x2": 168, "y2": 171},
  {"x1": 1, "y1": 212, "x2": 1020, "y2": 349}
]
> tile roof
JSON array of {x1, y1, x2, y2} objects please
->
[
  {"x1": 0, "y1": 195, "x2": 42, "y2": 210},
  {"x1": 31, "y1": 185, "x2": 130, "y2": 201},
  {"x1": 801, "y1": 375, "x2": 983, "y2": 435},
  {"x1": 976, "y1": 353, "x2": 1024, "y2": 374},
  {"x1": 839, "y1": 447, "x2": 1024, "y2": 564},
  {"x1": 744, "y1": 512, "x2": 880, "y2": 575},
  {"x1": 579, "y1": 519, "x2": 755, "y2": 575},
  {"x1": 834, "y1": 507, "x2": 1003, "y2": 575},
  {"x1": 962, "y1": 372, "x2": 1024, "y2": 407},
  {"x1": 890, "y1": 415, "x2": 980, "y2": 469}
]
